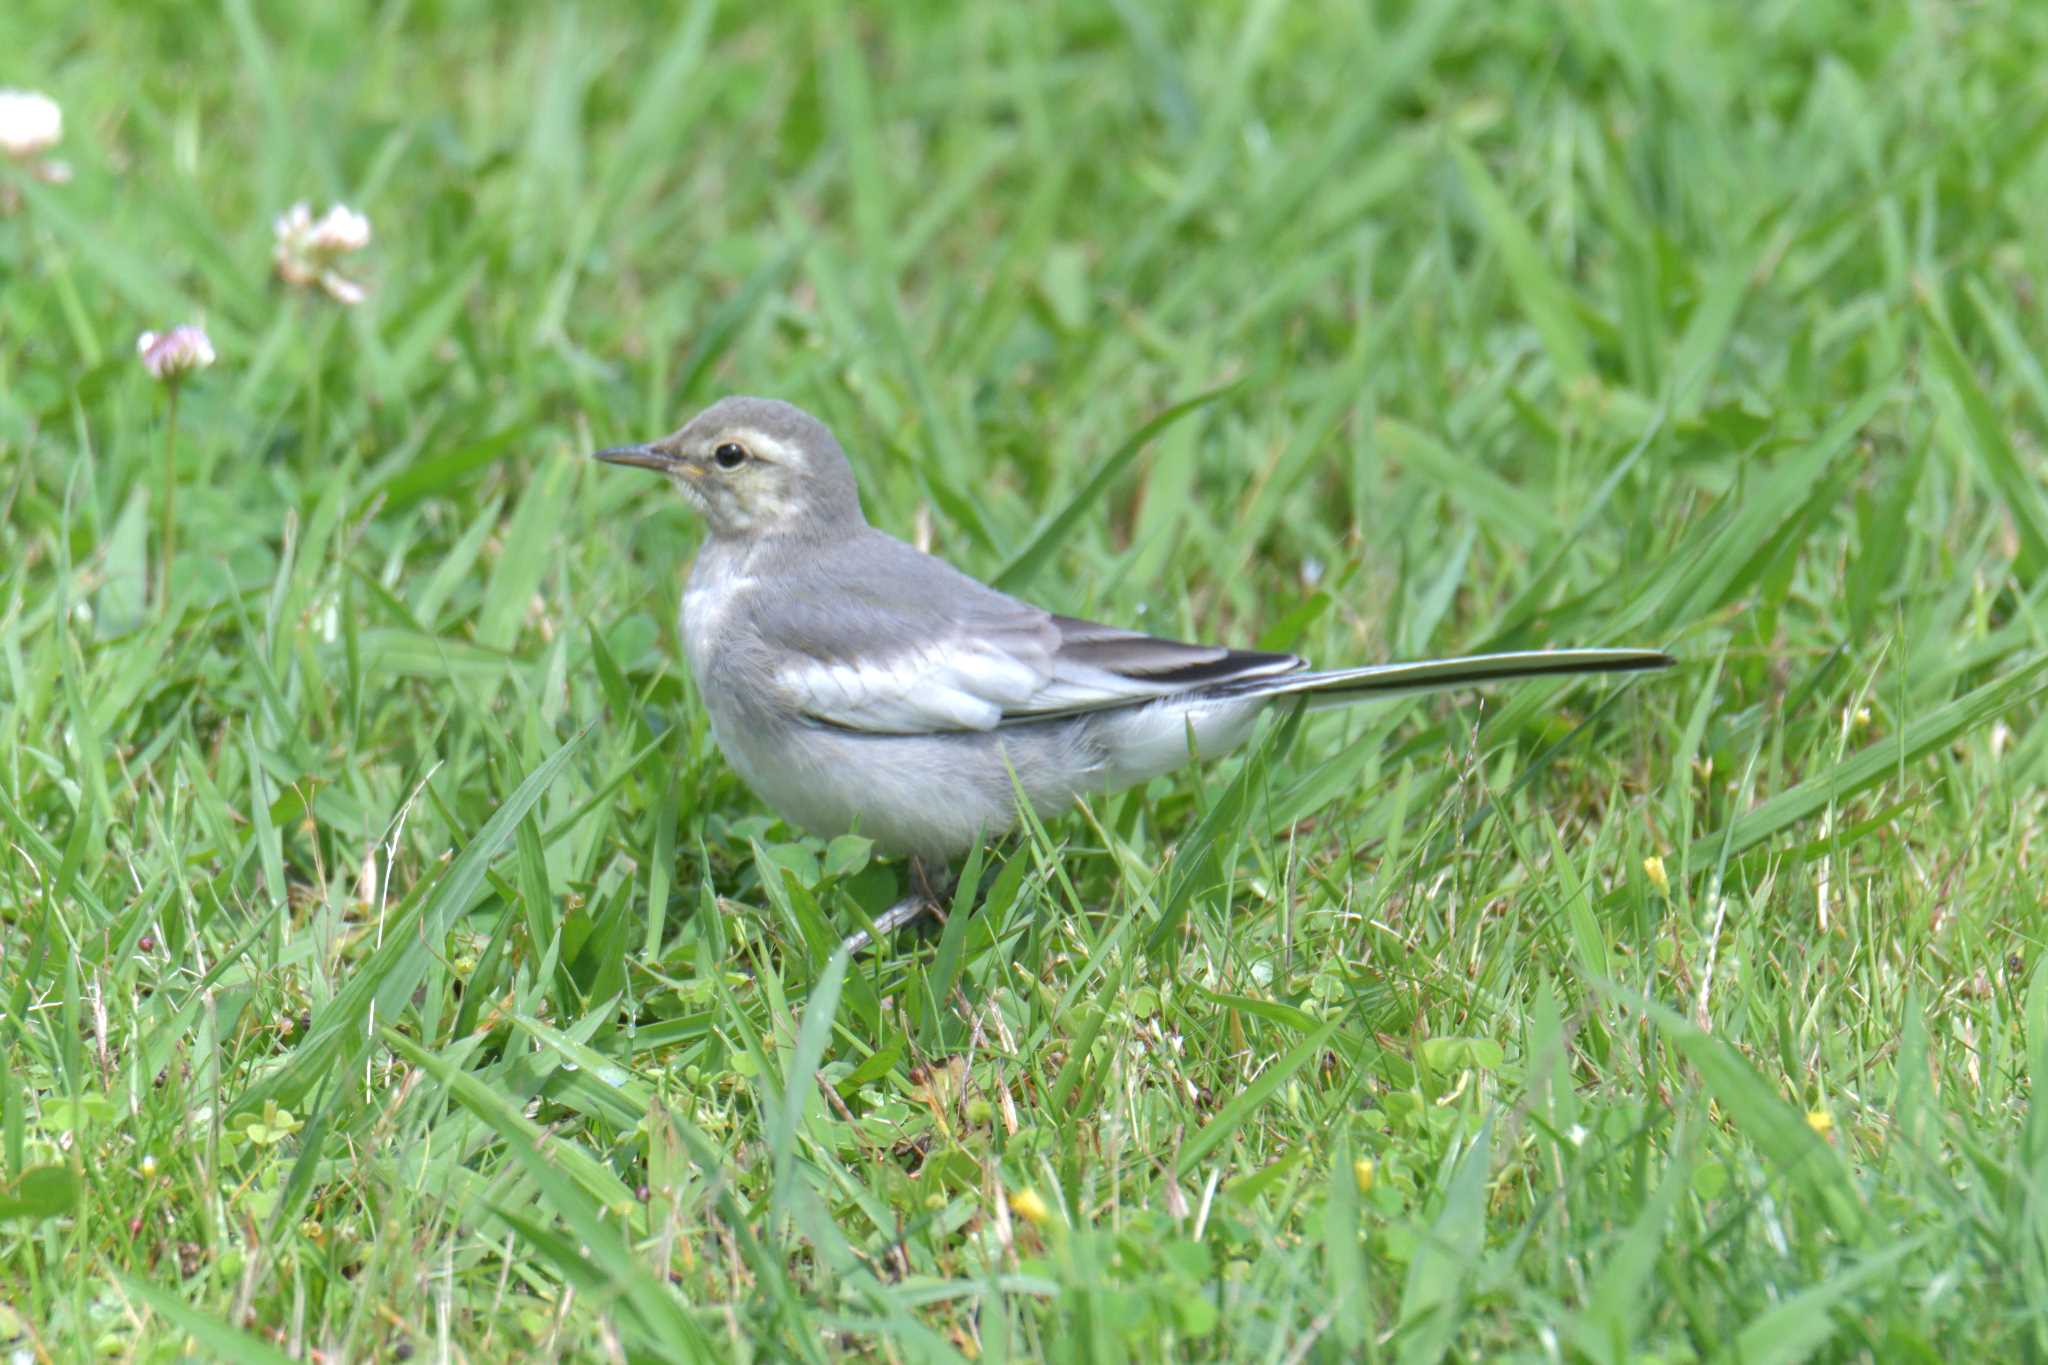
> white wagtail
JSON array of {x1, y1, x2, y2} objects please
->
[{"x1": 598, "y1": 397, "x2": 1671, "y2": 945}]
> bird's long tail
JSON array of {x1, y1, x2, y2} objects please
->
[{"x1": 1214, "y1": 647, "x2": 1674, "y2": 708}]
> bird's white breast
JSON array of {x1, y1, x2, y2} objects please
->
[{"x1": 680, "y1": 568, "x2": 757, "y2": 678}]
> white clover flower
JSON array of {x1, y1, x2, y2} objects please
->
[
  {"x1": 318, "y1": 271, "x2": 366, "y2": 306},
  {"x1": 273, "y1": 200, "x2": 371, "y2": 304},
  {"x1": 272, "y1": 201, "x2": 314, "y2": 250},
  {"x1": 309, "y1": 204, "x2": 370, "y2": 253},
  {"x1": 136, "y1": 325, "x2": 216, "y2": 382},
  {"x1": 0, "y1": 90, "x2": 62, "y2": 161}
]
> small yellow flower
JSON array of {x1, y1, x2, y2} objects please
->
[
  {"x1": 1010, "y1": 1187, "x2": 1053, "y2": 1227},
  {"x1": 1806, "y1": 1108, "x2": 1832, "y2": 1136},
  {"x1": 1643, "y1": 855, "x2": 1670, "y2": 896},
  {"x1": 139, "y1": 1153, "x2": 157, "y2": 1177},
  {"x1": 1352, "y1": 1157, "x2": 1375, "y2": 1195}
]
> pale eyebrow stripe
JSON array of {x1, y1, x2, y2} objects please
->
[{"x1": 732, "y1": 429, "x2": 801, "y2": 465}]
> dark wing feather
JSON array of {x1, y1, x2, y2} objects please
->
[
  {"x1": 971, "y1": 614, "x2": 1307, "y2": 721},
  {"x1": 1048, "y1": 615, "x2": 1303, "y2": 685}
]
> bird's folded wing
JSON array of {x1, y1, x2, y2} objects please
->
[
  {"x1": 774, "y1": 611, "x2": 1303, "y2": 735},
  {"x1": 780, "y1": 634, "x2": 1054, "y2": 732},
  {"x1": 762, "y1": 532, "x2": 1304, "y2": 735},
  {"x1": 1015, "y1": 616, "x2": 1303, "y2": 719}
]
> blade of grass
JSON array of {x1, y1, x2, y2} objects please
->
[
  {"x1": 770, "y1": 947, "x2": 848, "y2": 1215},
  {"x1": 386, "y1": 1030, "x2": 712, "y2": 1357},
  {"x1": 1695, "y1": 654, "x2": 2048, "y2": 863},
  {"x1": 1719, "y1": 1236, "x2": 1929, "y2": 1365},
  {"x1": 234, "y1": 729, "x2": 587, "y2": 1116},
  {"x1": 1394, "y1": 1121, "x2": 1493, "y2": 1365},
  {"x1": 1922, "y1": 298, "x2": 2048, "y2": 584},
  {"x1": 1450, "y1": 142, "x2": 1592, "y2": 387},
  {"x1": 993, "y1": 379, "x2": 1243, "y2": 592},
  {"x1": 117, "y1": 1274, "x2": 297, "y2": 1364},
  {"x1": 1630, "y1": 995, "x2": 1869, "y2": 1243},
  {"x1": 1173, "y1": 1016, "x2": 1340, "y2": 1178}
]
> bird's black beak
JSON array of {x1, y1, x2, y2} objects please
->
[{"x1": 592, "y1": 443, "x2": 677, "y2": 473}]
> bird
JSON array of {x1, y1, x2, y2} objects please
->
[{"x1": 596, "y1": 396, "x2": 1672, "y2": 947}]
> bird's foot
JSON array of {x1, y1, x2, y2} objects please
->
[
  {"x1": 839, "y1": 893, "x2": 944, "y2": 955},
  {"x1": 839, "y1": 858, "x2": 953, "y2": 955}
]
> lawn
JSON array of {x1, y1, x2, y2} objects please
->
[{"x1": 4, "y1": 0, "x2": 2048, "y2": 1359}]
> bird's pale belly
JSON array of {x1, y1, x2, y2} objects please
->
[
  {"x1": 698, "y1": 685, "x2": 1271, "y2": 865},
  {"x1": 706, "y1": 707, "x2": 1061, "y2": 863}
]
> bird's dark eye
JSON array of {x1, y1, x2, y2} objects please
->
[{"x1": 713, "y1": 442, "x2": 749, "y2": 470}]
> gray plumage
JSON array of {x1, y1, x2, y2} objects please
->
[{"x1": 597, "y1": 396, "x2": 1672, "y2": 866}]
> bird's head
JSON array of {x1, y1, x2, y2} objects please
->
[{"x1": 594, "y1": 396, "x2": 865, "y2": 542}]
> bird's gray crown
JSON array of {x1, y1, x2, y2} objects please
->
[{"x1": 681, "y1": 396, "x2": 838, "y2": 455}]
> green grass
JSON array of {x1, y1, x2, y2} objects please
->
[{"x1": 4, "y1": 0, "x2": 2048, "y2": 1358}]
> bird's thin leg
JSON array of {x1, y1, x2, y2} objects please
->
[{"x1": 840, "y1": 857, "x2": 952, "y2": 955}]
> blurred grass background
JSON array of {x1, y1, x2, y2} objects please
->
[{"x1": 5, "y1": 0, "x2": 2048, "y2": 1358}]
